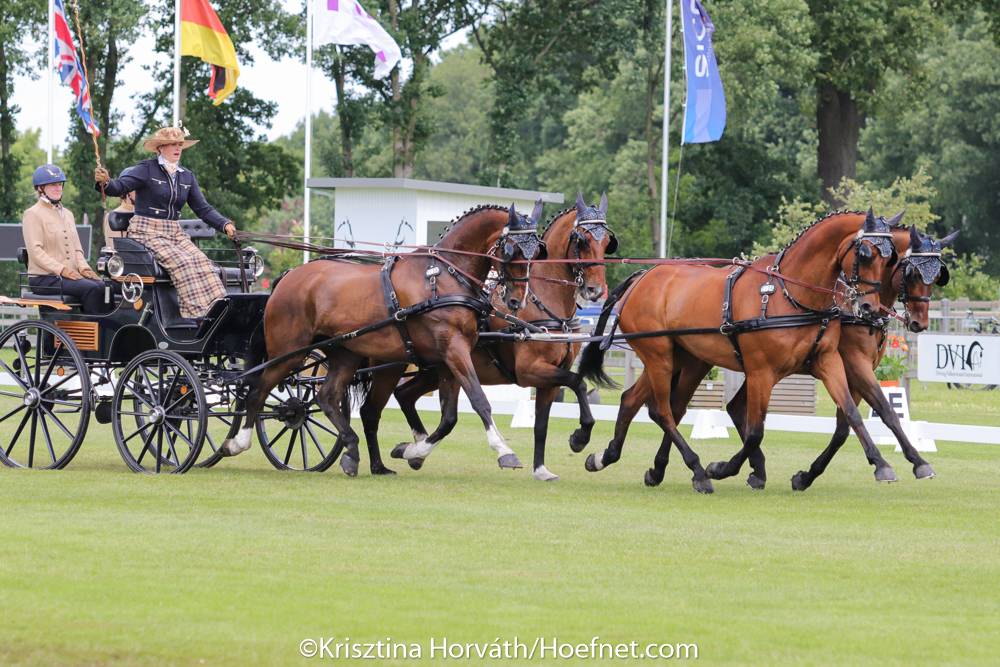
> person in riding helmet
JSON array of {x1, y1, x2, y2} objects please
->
[
  {"x1": 21, "y1": 164, "x2": 108, "y2": 314},
  {"x1": 94, "y1": 126, "x2": 238, "y2": 319}
]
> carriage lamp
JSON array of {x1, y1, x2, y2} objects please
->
[
  {"x1": 243, "y1": 247, "x2": 265, "y2": 279},
  {"x1": 106, "y1": 253, "x2": 125, "y2": 278}
]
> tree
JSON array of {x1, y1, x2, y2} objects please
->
[
  {"x1": 806, "y1": 0, "x2": 942, "y2": 204},
  {"x1": 0, "y1": 0, "x2": 44, "y2": 219}
]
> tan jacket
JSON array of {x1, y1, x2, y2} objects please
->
[{"x1": 22, "y1": 199, "x2": 94, "y2": 277}]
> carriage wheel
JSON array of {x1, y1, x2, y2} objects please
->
[
  {"x1": 0, "y1": 320, "x2": 91, "y2": 469},
  {"x1": 112, "y1": 350, "x2": 206, "y2": 474},
  {"x1": 257, "y1": 352, "x2": 343, "y2": 472}
]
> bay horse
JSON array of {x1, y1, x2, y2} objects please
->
[
  {"x1": 386, "y1": 194, "x2": 616, "y2": 481},
  {"x1": 221, "y1": 203, "x2": 547, "y2": 475},
  {"x1": 578, "y1": 210, "x2": 897, "y2": 493},
  {"x1": 635, "y1": 221, "x2": 957, "y2": 491}
]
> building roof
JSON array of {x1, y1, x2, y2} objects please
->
[{"x1": 306, "y1": 177, "x2": 565, "y2": 204}]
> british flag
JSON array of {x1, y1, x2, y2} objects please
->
[{"x1": 53, "y1": 0, "x2": 100, "y2": 136}]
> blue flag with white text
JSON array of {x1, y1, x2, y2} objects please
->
[{"x1": 680, "y1": 0, "x2": 726, "y2": 143}]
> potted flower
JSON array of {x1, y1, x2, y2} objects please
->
[{"x1": 875, "y1": 354, "x2": 907, "y2": 387}]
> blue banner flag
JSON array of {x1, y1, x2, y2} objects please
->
[{"x1": 680, "y1": 0, "x2": 725, "y2": 144}]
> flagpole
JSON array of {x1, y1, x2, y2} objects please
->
[
  {"x1": 304, "y1": 0, "x2": 313, "y2": 263},
  {"x1": 659, "y1": 0, "x2": 673, "y2": 259},
  {"x1": 173, "y1": 0, "x2": 181, "y2": 124},
  {"x1": 47, "y1": 0, "x2": 55, "y2": 163}
]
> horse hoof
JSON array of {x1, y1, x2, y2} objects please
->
[
  {"x1": 497, "y1": 453, "x2": 523, "y2": 470},
  {"x1": 692, "y1": 477, "x2": 714, "y2": 494},
  {"x1": 568, "y1": 429, "x2": 589, "y2": 453},
  {"x1": 340, "y1": 454, "x2": 359, "y2": 477},
  {"x1": 371, "y1": 465, "x2": 396, "y2": 476},
  {"x1": 914, "y1": 463, "x2": 936, "y2": 480},
  {"x1": 532, "y1": 465, "x2": 559, "y2": 481},
  {"x1": 746, "y1": 474, "x2": 766, "y2": 490},
  {"x1": 791, "y1": 471, "x2": 811, "y2": 492},
  {"x1": 407, "y1": 458, "x2": 424, "y2": 471},
  {"x1": 644, "y1": 468, "x2": 663, "y2": 487},
  {"x1": 874, "y1": 466, "x2": 898, "y2": 483},
  {"x1": 584, "y1": 453, "x2": 601, "y2": 472},
  {"x1": 705, "y1": 461, "x2": 726, "y2": 480},
  {"x1": 390, "y1": 443, "x2": 408, "y2": 460}
]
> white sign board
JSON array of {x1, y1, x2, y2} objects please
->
[
  {"x1": 917, "y1": 334, "x2": 1000, "y2": 384},
  {"x1": 865, "y1": 386, "x2": 935, "y2": 451}
]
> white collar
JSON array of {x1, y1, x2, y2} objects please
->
[{"x1": 157, "y1": 154, "x2": 186, "y2": 173}]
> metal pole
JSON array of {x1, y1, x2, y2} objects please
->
[
  {"x1": 658, "y1": 0, "x2": 673, "y2": 258},
  {"x1": 47, "y1": 0, "x2": 55, "y2": 163},
  {"x1": 173, "y1": 0, "x2": 181, "y2": 125},
  {"x1": 304, "y1": 0, "x2": 313, "y2": 263}
]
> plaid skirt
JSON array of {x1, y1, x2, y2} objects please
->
[{"x1": 129, "y1": 215, "x2": 226, "y2": 318}]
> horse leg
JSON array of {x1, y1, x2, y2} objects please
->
[
  {"x1": 722, "y1": 382, "x2": 767, "y2": 490},
  {"x1": 811, "y1": 350, "x2": 896, "y2": 484},
  {"x1": 398, "y1": 372, "x2": 460, "y2": 468},
  {"x1": 646, "y1": 358, "x2": 711, "y2": 487},
  {"x1": 313, "y1": 349, "x2": 365, "y2": 477},
  {"x1": 223, "y1": 354, "x2": 307, "y2": 456},
  {"x1": 532, "y1": 385, "x2": 561, "y2": 481},
  {"x1": 854, "y1": 369, "x2": 934, "y2": 480},
  {"x1": 706, "y1": 371, "x2": 777, "y2": 482},
  {"x1": 440, "y1": 339, "x2": 522, "y2": 469},
  {"x1": 568, "y1": 374, "x2": 596, "y2": 453},
  {"x1": 392, "y1": 369, "x2": 440, "y2": 452},
  {"x1": 640, "y1": 353, "x2": 713, "y2": 494},
  {"x1": 585, "y1": 371, "x2": 650, "y2": 473},
  {"x1": 791, "y1": 397, "x2": 856, "y2": 491},
  {"x1": 359, "y1": 367, "x2": 404, "y2": 476}
]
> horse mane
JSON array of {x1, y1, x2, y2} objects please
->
[
  {"x1": 540, "y1": 207, "x2": 575, "y2": 238},
  {"x1": 779, "y1": 209, "x2": 866, "y2": 254},
  {"x1": 434, "y1": 204, "x2": 511, "y2": 242}
]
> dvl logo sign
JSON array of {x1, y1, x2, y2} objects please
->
[{"x1": 918, "y1": 334, "x2": 1000, "y2": 383}]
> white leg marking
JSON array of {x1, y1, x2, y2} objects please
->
[
  {"x1": 532, "y1": 465, "x2": 559, "y2": 482},
  {"x1": 487, "y1": 424, "x2": 514, "y2": 457},
  {"x1": 411, "y1": 429, "x2": 428, "y2": 443},
  {"x1": 404, "y1": 438, "x2": 436, "y2": 459},
  {"x1": 222, "y1": 427, "x2": 253, "y2": 456},
  {"x1": 591, "y1": 450, "x2": 605, "y2": 470}
]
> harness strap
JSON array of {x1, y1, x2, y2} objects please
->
[
  {"x1": 803, "y1": 317, "x2": 832, "y2": 371},
  {"x1": 381, "y1": 256, "x2": 421, "y2": 365},
  {"x1": 721, "y1": 265, "x2": 747, "y2": 368}
]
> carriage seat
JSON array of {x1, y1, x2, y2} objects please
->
[
  {"x1": 111, "y1": 237, "x2": 244, "y2": 285},
  {"x1": 15, "y1": 247, "x2": 82, "y2": 305}
]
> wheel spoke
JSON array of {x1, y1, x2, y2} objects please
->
[
  {"x1": 283, "y1": 429, "x2": 298, "y2": 466},
  {"x1": 306, "y1": 416, "x2": 338, "y2": 438},
  {"x1": 304, "y1": 421, "x2": 327, "y2": 458},
  {"x1": 39, "y1": 404, "x2": 74, "y2": 441},
  {"x1": 0, "y1": 357, "x2": 29, "y2": 392},
  {"x1": 123, "y1": 379, "x2": 157, "y2": 411},
  {"x1": 155, "y1": 428, "x2": 163, "y2": 473},
  {"x1": 265, "y1": 424, "x2": 289, "y2": 452},
  {"x1": 38, "y1": 410, "x2": 58, "y2": 464},
  {"x1": 301, "y1": 429, "x2": 309, "y2": 469},
  {"x1": 5, "y1": 411, "x2": 32, "y2": 456},
  {"x1": 121, "y1": 420, "x2": 155, "y2": 446},
  {"x1": 163, "y1": 427, "x2": 181, "y2": 466},
  {"x1": 135, "y1": 425, "x2": 158, "y2": 465},
  {"x1": 0, "y1": 403, "x2": 27, "y2": 424},
  {"x1": 33, "y1": 328, "x2": 42, "y2": 386},
  {"x1": 164, "y1": 420, "x2": 196, "y2": 451},
  {"x1": 39, "y1": 371, "x2": 81, "y2": 397},
  {"x1": 37, "y1": 348, "x2": 63, "y2": 393},
  {"x1": 12, "y1": 333, "x2": 32, "y2": 388},
  {"x1": 28, "y1": 411, "x2": 38, "y2": 467}
]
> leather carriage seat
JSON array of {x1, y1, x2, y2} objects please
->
[{"x1": 16, "y1": 247, "x2": 82, "y2": 305}]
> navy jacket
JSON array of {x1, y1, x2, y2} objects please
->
[{"x1": 96, "y1": 158, "x2": 230, "y2": 231}]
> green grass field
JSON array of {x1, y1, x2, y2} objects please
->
[{"x1": 2, "y1": 398, "x2": 999, "y2": 665}]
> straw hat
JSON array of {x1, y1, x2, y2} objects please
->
[{"x1": 143, "y1": 126, "x2": 199, "y2": 152}]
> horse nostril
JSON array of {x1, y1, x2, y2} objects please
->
[
  {"x1": 909, "y1": 321, "x2": 924, "y2": 333},
  {"x1": 861, "y1": 302, "x2": 873, "y2": 313},
  {"x1": 507, "y1": 298, "x2": 520, "y2": 311}
]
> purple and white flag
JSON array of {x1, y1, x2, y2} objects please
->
[{"x1": 313, "y1": 0, "x2": 401, "y2": 78}]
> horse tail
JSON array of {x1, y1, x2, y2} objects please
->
[
  {"x1": 577, "y1": 270, "x2": 645, "y2": 389},
  {"x1": 348, "y1": 364, "x2": 375, "y2": 411}
]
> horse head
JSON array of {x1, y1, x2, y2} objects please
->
[
  {"x1": 568, "y1": 191, "x2": 615, "y2": 302},
  {"x1": 893, "y1": 225, "x2": 958, "y2": 333},
  {"x1": 497, "y1": 200, "x2": 547, "y2": 311}
]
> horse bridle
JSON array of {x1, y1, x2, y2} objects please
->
[
  {"x1": 567, "y1": 218, "x2": 618, "y2": 286},
  {"x1": 894, "y1": 248, "x2": 946, "y2": 305},
  {"x1": 835, "y1": 229, "x2": 896, "y2": 303},
  {"x1": 483, "y1": 226, "x2": 546, "y2": 309}
]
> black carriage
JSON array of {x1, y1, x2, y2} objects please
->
[{"x1": 0, "y1": 219, "x2": 337, "y2": 474}]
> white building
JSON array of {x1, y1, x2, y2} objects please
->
[{"x1": 306, "y1": 177, "x2": 564, "y2": 249}]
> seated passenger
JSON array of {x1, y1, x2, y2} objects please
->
[
  {"x1": 95, "y1": 126, "x2": 238, "y2": 319},
  {"x1": 22, "y1": 164, "x2": 108, "y2": 314}
]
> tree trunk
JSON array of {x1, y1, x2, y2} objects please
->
[
  {"x1": 0, "y1": 39, "x2": 20, "y2": 219},
  {"x1": 816, "y1": 80, "x2": 861, "y2": 205},
  {"x1": 333, "y1": 57, "x2": 354, "y2": 177}
]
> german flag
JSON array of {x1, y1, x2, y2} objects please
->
[{"x1": 180, "y1": 0, "x2": 240, "y2": 105}]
